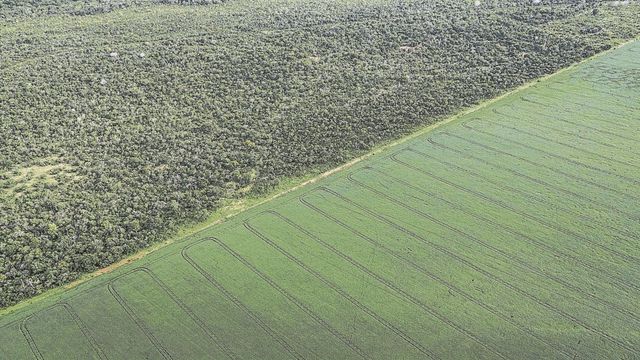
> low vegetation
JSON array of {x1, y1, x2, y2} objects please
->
[{"x1": 1, "y1": 0, "x2": 638, "y2": 306}]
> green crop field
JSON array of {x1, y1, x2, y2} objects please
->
[{"x1": 1, "y1": 39, "x2": 639, "y2": 359}]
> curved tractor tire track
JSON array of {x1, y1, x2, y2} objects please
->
[
  {"x1": 181, "y1": 240, "x2": 304, "y2": 360},
  {"x1": 107, "y1": 271, "x2": 173, "y2": 360},
  {"x1": 520, "y1": 94, "x2": 634, "y2": 122},
  {"x1": 281, "y1": 204, "x2": 575, "y2": 358},
  {"x1": 397, "y1": 148, "x2": 640, "y2": 270},
  {"x1": 205, "y1": 233, "x2": 369, "y2": 360},
  {"x1": 20, "y1": 302, "x2": 108, "y2": 360},
  {"x1": 491, "y1": 108, "x2": 640, "y2": 156},
  {"x1": 426, "y1": 135, "x2": 640, "y2": 222},
  {"x1": 461, "y1": 120, "x2": 640, "y2": 185},
  {"x1": 494, "y1": 105, "x2": 640, "y2": 147},
  {"x1": 545, "y1": 81, "x2": 639, "y2": 105},
  {"x1": 345, "y1": 171, "x2": 640, "y2": 323},
  {"x1": 400, "y1": 141, "x2": 639, "y2": 246},
  {"x1": 358, "y1": 165, "x2": 640, "y2": 298},
  {"x1": 241, "y1": 222, "x2": 442, "y2": 360},
  {"x1": 119, "y1": 267, "x2": 236, "y2": 360},
  {"x1": 309, "y1": 186, "x2": 638, "y2": 354}
]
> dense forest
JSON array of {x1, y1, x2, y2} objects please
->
[
  {"x1": 1, "y1": 0, "x2": 639, "y2": 307},
  {"x1": 0, "y1": 0, "x2": 225, "y2": 18}
]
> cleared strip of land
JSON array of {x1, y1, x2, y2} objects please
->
[{"x1": 1, "y1": 41, "x2": 638, "y2": 359}]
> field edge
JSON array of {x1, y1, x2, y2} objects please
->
[{"x1": 1, "y1": 35, "x2": 637, "y2": 317}]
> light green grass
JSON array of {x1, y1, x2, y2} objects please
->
[{"x1": 1, "y1": 40, "x2": 639, "y2": 359}]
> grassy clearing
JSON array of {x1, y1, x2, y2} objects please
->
[
  {"x1": 0, "y1": 159, "x2": 76, "y2": 197},
  {"x1": 1, "y1": 40, "x2": 639, "y2": 359}
]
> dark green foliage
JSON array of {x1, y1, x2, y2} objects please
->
[
  {"x1": 0, "y1": 0, "x2": 638, "y2": 307},
  {"x1": 0, "y1": 0, "x2": 225, "y2": 19}
]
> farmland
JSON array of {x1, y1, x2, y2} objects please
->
[
  {"x1": 1, "y1": 38, "x2": 638, "y2": 359},
  {"x1": 2, "y1": 0, "x2": 640, "y2": 307}
]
